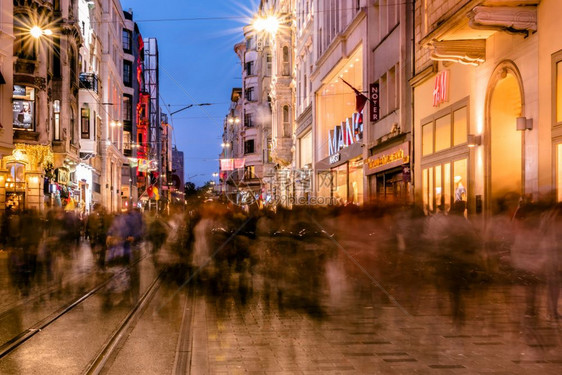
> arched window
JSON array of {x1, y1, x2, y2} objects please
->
[{"x1": 282, "y1": 46, "x2": 290, "y2": 76}]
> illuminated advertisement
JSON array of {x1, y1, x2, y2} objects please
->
[{"x1": 12, "y1": 85, "x2": 35, "y2": 130}]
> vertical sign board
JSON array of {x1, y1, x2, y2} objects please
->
[{"x1": 370, "y1": 82, "x2": 380, "y2": 122}]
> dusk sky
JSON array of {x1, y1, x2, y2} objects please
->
[{"x1": 120, "y1": 0, "x2": 260, "y2": 187}]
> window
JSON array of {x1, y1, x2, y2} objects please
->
[
  {"x1": 123, "y1": 60, "x2": 132, "y2": 87},
  {"x1": 435, "y1": 114, "x2": 451, "y2": 152},
  {"x1": 244, "y1": 139, "x2": 255, "y2": 154},
  {"x1": 283, "y1": 105, "x2": 291, "y2": 137},
  {"x1": 6, "y1": 163, "x2": 24, "y2": 182},
  {"x1": 422, "y1": 122, "x2": 433, "y2": 156},
  {"x1": 244, "y1": 112, "x2": 254, "y2": 128},
  {"x1": 122, "y1": 29, "x2": 132, "y2": 53},
  {"x1": 282, "y1": 46, "x2": 290, "y2": 76},
  {"x1": 246, "y1": 36, "x2": 254, "y2": 50},
  {"x1": 124, "y1": 131, "x2": 132, "y2": 150},
  {"x1": 422, "y1": 159, "x2": 467, "y2": 215},
  {"x1": 123, "y1": 95, "x2": 132, "y2": 122},
  {"x1": 245, "y1": 87, "x2": 255, "y2": 101},
  {"x1": 421, "y1": 102, "x2": 469, "y2": 156},
  {"x1": 70, "y1": 108, "x2": 76, "y2": 144},
  {"x1": 245, "y1": 61, "x2": 254, "y2": 75},
  {"x1": 14, "y1": 16, "x2": 36, "y2": 60},
  {"x1": 266, "y1": 53, "x2": 272, "y2": 75},
  {"x1": 81, "y1": 107, "x2": 90, "y2": 138},
  {"x1": 244, "y1": 165, "x2": 256, "y2": 179},
  {"x1": 53, "y1": 99, "x2": 61, "y2": 140}
]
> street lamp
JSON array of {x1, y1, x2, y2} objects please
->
[
  {"x1": 253, "y1": 15, "x2": 280, "y2": 35},
  {"x1": 30, "y1": 26, "x2": 53, "y2": 39},
  {"x1": 227, "y1": 116, "x2": 241, "y2": 125}
]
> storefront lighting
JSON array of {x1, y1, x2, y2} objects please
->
[{"x1": 467, "y1": 134, "x2": 482, "y2": 147}]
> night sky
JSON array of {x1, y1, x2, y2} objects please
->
[{"x1": 120, "y1": 0, "x2": 259, "y2": 187}]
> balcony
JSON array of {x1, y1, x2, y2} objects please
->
[{"x1": 79, "y1": 73, "x2": 99, "y2": 93}]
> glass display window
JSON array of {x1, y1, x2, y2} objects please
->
[{"x1": 422, "y1": 159, "x2": 467, "y2": 215}]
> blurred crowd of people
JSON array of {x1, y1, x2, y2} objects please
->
[{"x1": 0, "y1": 197, "x2": 561, "y2": 327}]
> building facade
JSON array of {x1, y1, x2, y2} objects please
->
[
  {"x1": 294, "y1": 0, "x2": 315, "y2": 204},
  {"x1": 311, "y1": 0, "x2": 367, "y2": 206},
  {"x1": 364, "y1": 0, "x2": 414, "y2": 205},
  {"x1": 0, "y1": 0, "x2": 14, "y2": 208},
  {"x1": 411, "y1": 0, "x2": 551, "y2": 216}
]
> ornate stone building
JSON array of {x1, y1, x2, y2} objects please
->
[{"x1": 1, "y1": 0, "x2": 82, "y2": 212}]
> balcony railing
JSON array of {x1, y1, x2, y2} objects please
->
[{"x1": 79, "y1": 72, "x2": 99, "y2": 93}]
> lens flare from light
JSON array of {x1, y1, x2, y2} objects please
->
[{"x1": 30, "y1": 26, "x2": 43, "y2": 38}]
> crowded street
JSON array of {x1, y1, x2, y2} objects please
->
[
  {"x1": 3, "y1": 0, "x2": 562, "y2": 374},
  {"x1": 0, "y1": 202, "x2": 561, "y2": 374}
]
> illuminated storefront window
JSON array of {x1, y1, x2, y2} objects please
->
[
  {"x1": 348, "y1": 158, "x2": 364, "y2": 204},
  {"x1": 421, "y1": 99, "x2": 469, "y2": 214},
  {"x1": 422, "y1": 159, "x2": 467, "y2": 215}
]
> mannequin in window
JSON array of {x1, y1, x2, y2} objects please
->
[{"x1": 453, "y1": 175, "x2": 467, "y2": 214}]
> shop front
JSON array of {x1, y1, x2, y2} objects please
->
[
  {"x1": 76, "y1": 163, "x2": 94, "y2": 213},
  {"x1": 0, "y1": 144, "x2": 52, "y2": 212},
  {"x1": 365, "y1": 141, "x2": 410, "y2": 204},
  {"x1": 314, "y1": 47, "x2": 365, "y2": 205},
  {"x1": 316, "y1": 142, "x2": 364, "y2": 206}
]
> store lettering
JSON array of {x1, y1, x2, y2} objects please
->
[
  {"x1": 433, "y1": 70, "x2": 449, "y2": 107},
  {"x1": 329, "y1": 153, "x2": 340, "y2": 164},
  {"x1": 328, "y1": 112, "x2": 363, "y2": 156},
  {"x1": 367, "y1": 149, "x2": 409, "y2": 170}
]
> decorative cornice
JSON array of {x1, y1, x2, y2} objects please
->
[
  {"x1": 430, "y1": 39, "x2": 486, "y2": 66},
  {"x1": 468, "y1": 6, "x2": 537, "y2": 35}
]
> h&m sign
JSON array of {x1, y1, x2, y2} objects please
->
[
  {"x1": 328, "y1": 112, "x2": 363, "y2": 156},
  {"x1": 433, "y1": 70, "x2": 449, "y2": 107}
]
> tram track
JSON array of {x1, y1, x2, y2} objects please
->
[
  {"x1": 0, "y1": 252, "x2": 153, "y2": 360},
  {"x1": 83, "y1": 272, "x2": 162, "y2": 375}
]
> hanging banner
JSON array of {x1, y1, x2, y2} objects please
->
[
  {"x1": 221, "y1": 158, "x2": 234, "y2": 171},
  {"x1": 221, "y1": 158, "x2": 245, "y2": 171}
]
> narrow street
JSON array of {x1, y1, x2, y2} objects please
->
[{"x1": 0, "y1": 205, "x2": 561, "y2": 374}]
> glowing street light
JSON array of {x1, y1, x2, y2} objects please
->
[
  {"x1": 253, "y1": 15, "x2": 280, "y2": 35},
  {"x1": 30, "y1": 26, "x2": 53, "y2": 38},
  {"x1": 227, "y1": 116, "x2": 240, "y2": 125}
]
